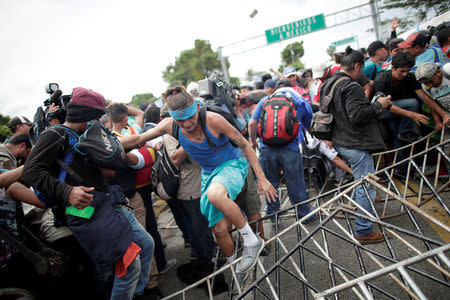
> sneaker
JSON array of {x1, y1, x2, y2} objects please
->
[
  {"x1": 355, "y1": 231, "x2": 385, "y2": 245},
  {"x1": 159, "y1": 258, "x2": 177, "y2": 274},
  {"x1": 397, "y1": 132, "x2": 422, "y2": 144},
  {"x1": 236, "y1": 237, "x2": 264, "y2": 273},
  {"x1": 231, "y1": 270, "x2": 249, "y2": 295}
]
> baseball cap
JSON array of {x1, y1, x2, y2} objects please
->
[
  {"x1": 398, "y1": 32, "x2": 428, "y2": 49},
  {"x1": 312, "y1": 63, "x2": 328, "y2": 79},
  {"x1": 8, "y1": 116, "x2": 32, "y2": 129},
  {"x1": 387, "y1": 38, "x2": 404, "y2": 51},
  {"x1": 415, "y1": 62, "x2": 440, "y2": 83},
  {"x1": 263, "y1": 79, "x2": 276, "y2": 88},
  {"x1": 283, "y1": 66, "x2": 297, "y2": 77},
  {"x1": 367, "y1": 40, "x2": 387, "y2": 57}
]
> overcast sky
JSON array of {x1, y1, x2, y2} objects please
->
[{"x1": 1, "y1": 0, "x2": 404, "y2": 119}]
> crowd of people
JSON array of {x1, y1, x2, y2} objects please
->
[{"x1": 0, "y1": 18, "x2": 449, "y2": 300}]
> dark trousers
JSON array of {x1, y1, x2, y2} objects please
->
[
  {"x1": 166, "y1": 198, "x2": 194, "y2": 246},
  {"x1": 137, "y1": 185, "x2": 167, "y2": 271},
  {"x1": 180, "y1": 197, "x2": 215, "y2": 261}
]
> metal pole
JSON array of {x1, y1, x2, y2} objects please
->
[
  {"x1": 217, "y1": 47, "x2": 230, "y2": 82},
  {"x1": 369, "y1": 0, "x2": 380, "y2": 40}
]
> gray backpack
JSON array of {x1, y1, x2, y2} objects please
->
[{"x1": 311, "y1": 77, "x2": 349, "y2": 141}]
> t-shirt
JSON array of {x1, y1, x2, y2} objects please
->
[
  {"x1": 424, "y1": 76, "x2": 450, "y2": 113},
  {"x1": 292, "y1": 84, "x2": 311, "y2": 104},
  {"x1": 251, "y1": 87, "x2": 313, "y2": 151},
  {"x1": 300, "y1": 131, "x2": 338, "y2": 161},
  {"x1": 309, "y1": 79, "x2": 323, "y2": 104},
  {"x1": 373, "y1": 70, "x2": 421, "y2": 101},
  {"x1": 363, "y1": 59, "x2": 382, "y2": 80},
  {"x1": 0, "y1": 144, "x2": 16, "y2": 170},
  {"x1": 411, "y1": 46, "x2": 445, "y2": 72}
]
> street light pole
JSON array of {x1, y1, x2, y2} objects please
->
[{"x1": 217, "y1": 46, "x2": 230, "y2": 82}]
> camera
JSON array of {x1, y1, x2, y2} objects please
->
[
  {"x1": 29, "y1": 83, "x2": 72, "y2": 145},
  {"x1": 197, "y1": 75, "x2": 237, "y2": 116},
  {"x1": 43, "y1": 83, "x2": 71, "y2": 124}
]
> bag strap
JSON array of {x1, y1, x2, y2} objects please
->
[
  {"x1": 327, "y1": 76, "x2": 349, "y2": 98},
  {"x1": 172, "y1": 121, "x2": 180, "y2": 140},
  {"x1": 198, "y1": 106, "x2": 218, "y2": 149},
  {"x1": 321, "y1": 76, "x2": 350, "y2": 112}
]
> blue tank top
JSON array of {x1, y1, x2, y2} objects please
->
[{"x1": 177, "y1": 125, "x2": 242, "y2": 174}]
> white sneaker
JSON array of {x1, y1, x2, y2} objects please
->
[{"x1": 236, "y1": 237, "x2": 264, "y2": 273}]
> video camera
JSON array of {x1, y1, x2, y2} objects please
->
[
  {"x1": 29, "y1": 83, "x2": 72, "y2": 145},
  {"x1": 43, "y1": 83, "x2": 71, "y2": 123},
  {"x1": 197, "y1": 75, "x2": 238, "y2": 117}
]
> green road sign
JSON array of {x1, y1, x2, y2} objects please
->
[
  {"x1": 265, "y1": 14, "x2": 326, "y2": 44},
  {"x1": 331, "y1": 36, "x2": 355, "y2": 47}
]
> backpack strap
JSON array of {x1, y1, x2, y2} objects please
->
[
  {"x1": 46, "y1": 126, "x2": 84, "y2": 185},
  {"x1": 321, "y1": 76, "x2": 350, "y2": 112},
  {"x1": 197, "y1": 106, "x2": 218, "y2": 149},
  {"x1": 172, "y1": 121, "x2": 180, "y2": 140}
]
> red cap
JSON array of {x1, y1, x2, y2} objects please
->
[{"x1": 398, "y1": 32, "x2": 427, "y2": 49}]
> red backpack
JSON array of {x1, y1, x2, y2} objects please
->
[{"x1": 258, "y1": 93, "x2": 299, "y2": 145}]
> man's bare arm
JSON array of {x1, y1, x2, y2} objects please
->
[
  {"x1": 416, "y1": 89, "x2": 450, "y2": 126},
  {"x1": 0, "y1": 166, "x2": 23, "y2": 188},
  {"x1": 120, "y1": 117, "x2": 173, "y2": 149}
]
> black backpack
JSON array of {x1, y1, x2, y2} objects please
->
[
  {"x1": 75, "y1": 121, "x2": 127, "y2": 170},
  {"x1": 301, "y1": 140, "x2": 327, "y2": 188},
  {"x1": 151, "y1": 143, "x2": 180, "y2": 200}
]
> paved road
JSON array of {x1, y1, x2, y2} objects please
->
[{"x1": 155, "y1": 177, "x2": 450, "y2": 300}]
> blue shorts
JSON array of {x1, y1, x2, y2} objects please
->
[{"x1": 200, "y1": 158, "x2": 248, "y2": 227}]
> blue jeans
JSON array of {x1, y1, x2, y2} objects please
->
[
  {"x1": 259, "y1": 147, "x2": 311, "y2": 218},
  {"x1": 335, "y1": 147, "x2": 376, "y2": 236},
  {"x1": 379, "y1": 98, "x2": 418, "y2": 149},
  {"x1": 110, "y1": 206, "x2": 154, "y2": 300}
]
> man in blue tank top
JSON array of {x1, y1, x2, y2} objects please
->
[{"x1": 125, "y1": 86, "x2": 277, "y2": 284}]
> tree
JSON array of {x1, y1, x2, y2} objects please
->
[
  {"x1": 281, "y1": 42, "x2": 305, "y2": 71},
  {"x1": 162, "y1": 40, "x2": 231, "y2": 87},
  {"x1": 0, "y1": 113, "x2": 11, "y2": 141},
  {"x1": 129, "y1": 92, "x2": 158, "y2": 108},
  {"x1": 327, "y1": 45, "x2": 336, "y2": 60},
  {"x1": 382, "y1": 0, "x2": 449, "y2": 22}
]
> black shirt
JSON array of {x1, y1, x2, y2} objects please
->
[{"x1": 373, "y1": 70, "x2": 421, "y2": 101}]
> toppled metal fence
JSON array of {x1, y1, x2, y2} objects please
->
[{"x1": 162, "y1": 130, "x2": 450, "y2": 299}]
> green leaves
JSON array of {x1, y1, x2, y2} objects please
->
[
  {"x1": 382, "y1": 0, "x2": 449, "y2": 21},
  {"x1": 129, "y1": 93, "x2": 157, "y2": 108},
  {"x1": 162, "y1": 40, "x2": 228, "y2": 87},
  {"x1": 281, "y1": 42, "x2": 305, "y2": 70}
]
